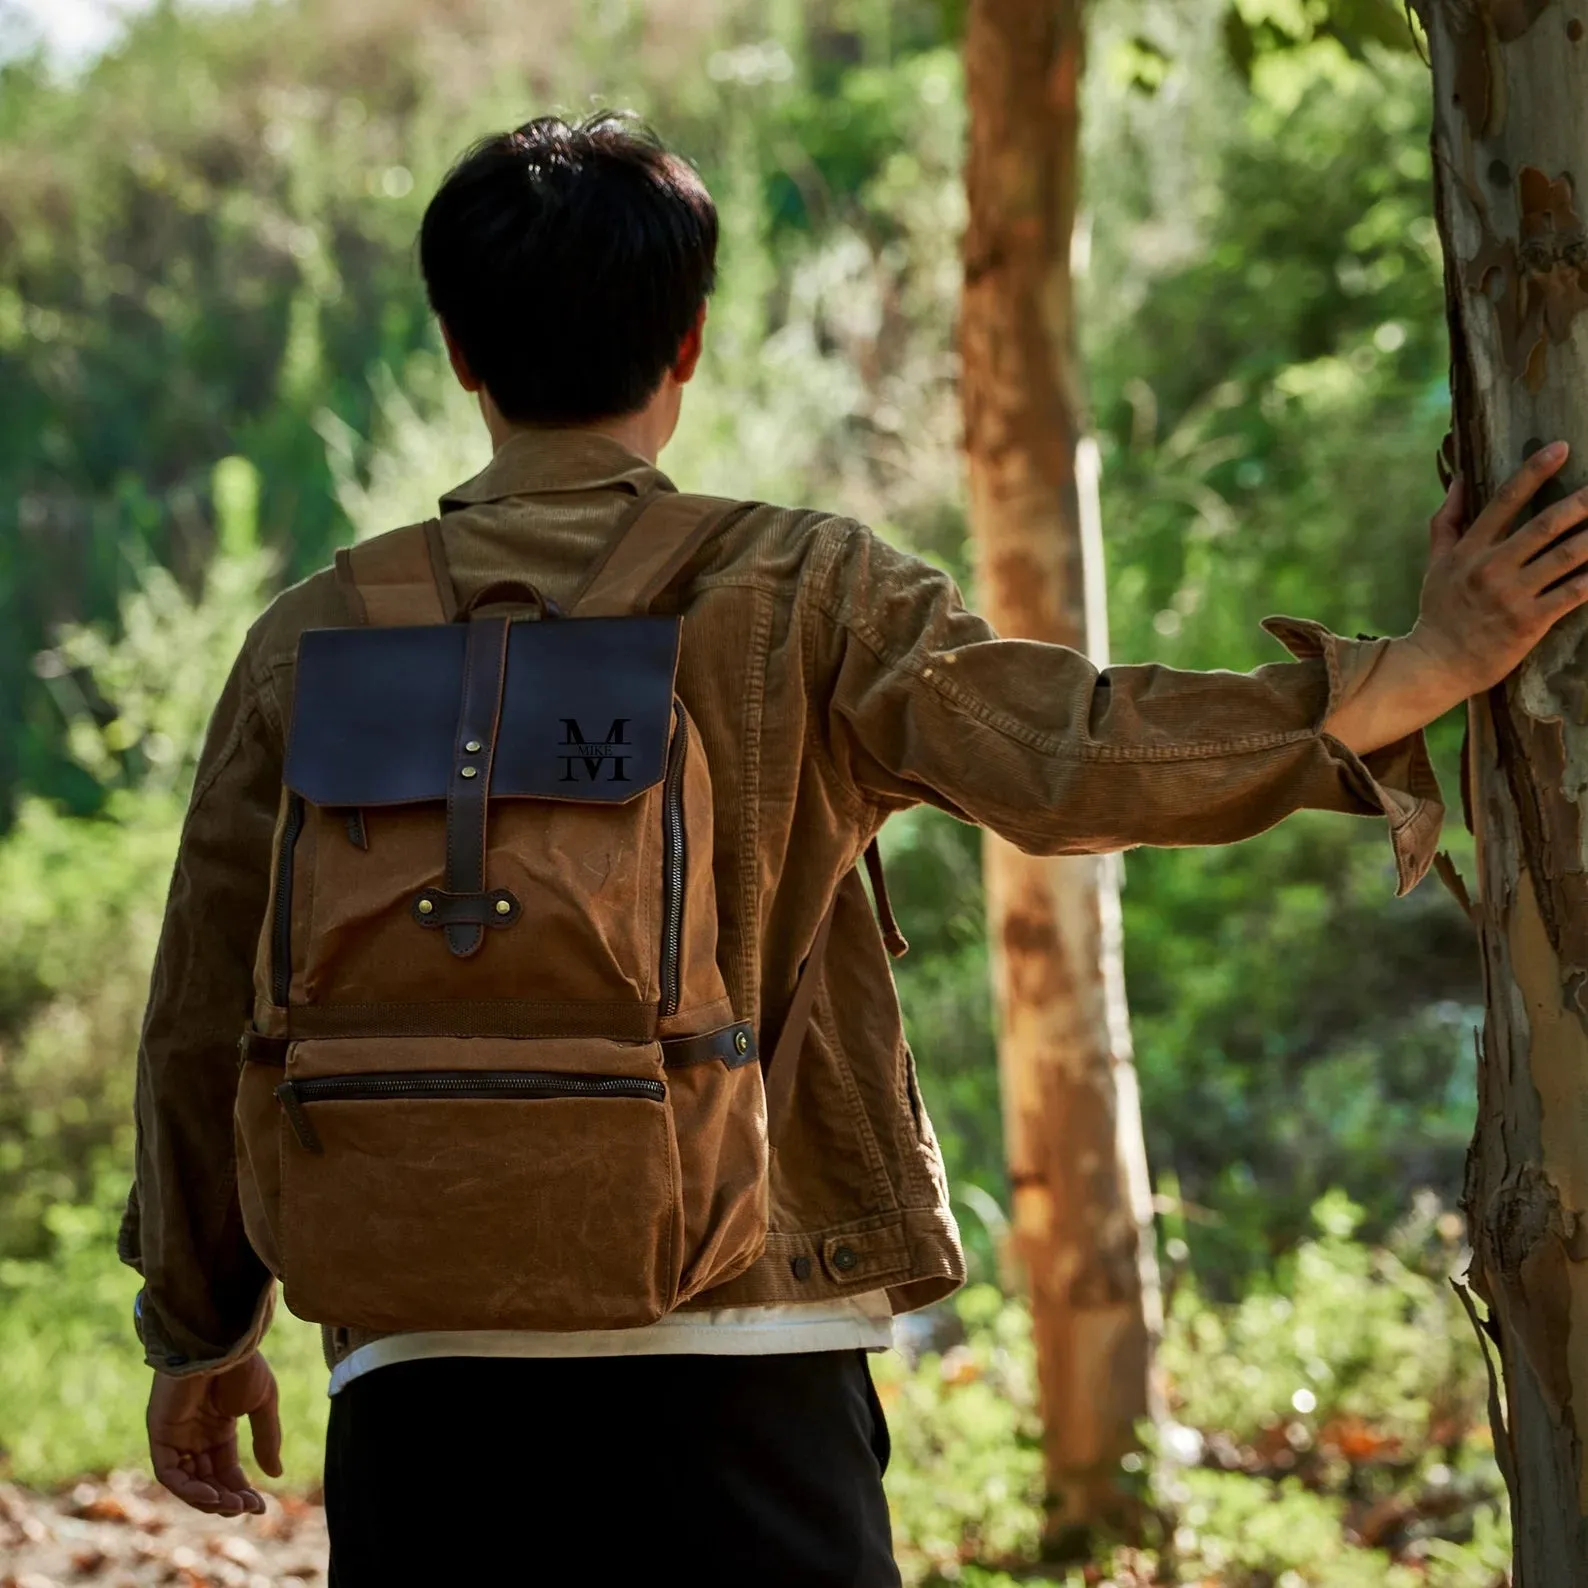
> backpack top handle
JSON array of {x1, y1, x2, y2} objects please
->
[{"x1": 337, "y1": 489, "x2": 746, "y2": 629}]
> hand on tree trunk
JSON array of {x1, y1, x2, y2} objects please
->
[{"x1": 1325, "y1": 442, "x2": 1588, "y2": 754}]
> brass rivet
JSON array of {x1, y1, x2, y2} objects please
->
[
  {"x1": 417, "y1": 898, "x2": 435, "y2": 916},
  {"x1": 460, "y1": 765, "x2": 478, "y2": 779},
  {"x1": 734, "y1": 1030, "x2": 750, "y2": 1055},
  {"x1": 464, "y1": 740, "x2": 482, "y2": 754},
  {"x1": 495, "y1": 898, "x2": 512, "y2": 916}
]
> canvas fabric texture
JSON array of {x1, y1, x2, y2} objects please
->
[
  {"x1": 121, "y1": 428, "x2": 1445, "y2": 1377},
  {"x1": 232, "y1": 493, "x2": 780, "y2": 1338}
]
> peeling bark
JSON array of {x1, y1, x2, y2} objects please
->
[
  {"x1": 962, "y1": 0, "x2": 1162, "y2": 1543},
  {"x1": 1418, "y1": 0, "x2": 1588, "y2": 1575}
]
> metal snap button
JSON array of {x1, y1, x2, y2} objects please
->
[
  {"x1": 831, "y1": 1244, "x2": 858, "y2": 1273},
  {"x1": 734, "y1": 1029, "x2": 751, "y2": 1055},
  {"x1": 417, "y1": 898, "x2": 435, "y2": 916},
  {"x1": 464, "y1": 740, "x2": 482, "y2": 754},
  {"x1": 460, "y1": 766, "x2": 478, "y2": 779},
  {"x1": 494, "y1": 898, "x2": 513, "y2": 916}
]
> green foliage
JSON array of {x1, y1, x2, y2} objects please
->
[
  {"x1": 882, "y1": 1204, "x2": 1507, "y2": 1586},
  {"x1": 1163, "y1": 1191, "x2": 1484, "y2": 1452},
  {"x1": 879, "y1": 1286, "x2": 1046, "y2": 1579},
  {"x1": 0, "y1": 1173, "x2": 328, "y2": 1485},
  {"x1": 0, "y1": 465, "x2": 270, "y2": 1258},
  {"x1": 1219, "y1": 0, "x2": 1418, "y2": 81}
]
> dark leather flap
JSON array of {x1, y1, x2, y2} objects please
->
[{"x1": 285, "y1": 617, "x2": 680, "y2": 807}]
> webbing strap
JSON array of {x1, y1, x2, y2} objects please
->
[
  {"x1": 572, "y1": 491, "x2": 743, "y2": 617},
  {"x1": 336, "y1": 521, "x2": 452, "y2": 626}
]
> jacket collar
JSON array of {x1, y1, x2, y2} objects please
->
[{"x1": 439, "y1": 428, "x2": 674, "y2": 512}]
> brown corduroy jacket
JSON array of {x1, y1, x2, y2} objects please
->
[{"x1": 121, "y1": 428, "x2": 1444, "y2": 1374}]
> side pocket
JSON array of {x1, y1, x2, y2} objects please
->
[
  {"x1": 668, "y1": 1036, "x2": 770, "y2": 1303},
  {"x1": 234, "y1": 1054, "x2": 285, "y2": 1278}
]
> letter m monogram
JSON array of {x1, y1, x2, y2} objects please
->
[{"x1": 558, "y1": 718, "x2": 633, "y2": 783}]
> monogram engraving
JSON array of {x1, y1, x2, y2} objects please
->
[{"x1": 557, "y1": 718, "x2": 633, "y2": 783}]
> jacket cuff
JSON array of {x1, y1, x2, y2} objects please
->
[
  {"x1": 1263, "y1": 616, "x2": 1445, "y2": 897},
  {"x1": 133, "y1": 1282, "x2": 276, "y2": 1379}
]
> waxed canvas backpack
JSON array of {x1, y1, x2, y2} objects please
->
[{"x1": 233, "y1": 491, "x2": 821, "y2": 1334}]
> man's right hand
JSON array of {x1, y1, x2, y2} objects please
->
[{"x1": 147, "y1": 1350, "x2": 282, "y2": 1515}]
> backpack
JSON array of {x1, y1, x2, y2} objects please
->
[{"x1": 233, "y1": 491, "x2": 833, "y2": 1334}]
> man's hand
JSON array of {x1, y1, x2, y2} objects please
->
[
  {"x1": 147, "y1": 1351, "x2": 282, "y2": 1515},
  {"x1": 1326, "y1": 442, "x2": 1588, "y2": 755}
]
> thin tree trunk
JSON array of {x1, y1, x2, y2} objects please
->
[
  {"x1": 1417, "y1": 2, "x2": 1588, "y2": 1578},
  {"x1": 961, "y1": 0, "x2": 1162, "y2": 1543}
]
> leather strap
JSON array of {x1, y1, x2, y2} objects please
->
[
  {"x1": 862, "y1": 840, "x2": 908, "y2": 958},
  {"x1": 572, "y1": 491, "x2": 744, "y2": 617},
  {"x1": 662, "y1": 1021, "x2": 758, "y2": 1071},
  {"x1": 763, "y1": 892, "x2": 840, "y2": 1140},
  {"x1": 442, "y1": 615, "x2": 511, "y2": 957},
  {"x1": 413, "y1": 886, "x2": 521, "y2": 930},
  {"x1": 239, "y1": 1030, "x2": 289, "y2": 1067},
  {"x1": 337, "y1": 522, "x2": 452, "y2": 626}
]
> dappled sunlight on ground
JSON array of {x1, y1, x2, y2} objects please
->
[{"x1": 0, "y1": 1474, "x2": 328, "y2": 1587}]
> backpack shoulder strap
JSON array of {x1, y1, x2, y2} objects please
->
[
  {"x1": 335, "y1": 520, "x2": 456, "y2": 626},
  {"x1": 571, "y1": 491, "x2": 744, "y2": 618}
]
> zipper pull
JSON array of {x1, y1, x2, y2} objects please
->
[{"x1": 275, "y1": 1081, "x2": 324, "y2": 1153}]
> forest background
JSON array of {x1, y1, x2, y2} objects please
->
[{"x1": 0, "y1": 0, "x2": 1518, "y2": 1582}]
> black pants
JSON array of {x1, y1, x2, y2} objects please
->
[{"x1": 324, "y1": 1350, "x2": 901, "y2": 1586}]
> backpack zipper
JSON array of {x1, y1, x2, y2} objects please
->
[
  {"x1": 275, "y1": 1070, "x2": 666, "y2": 1153},
  {"x1": 660, "y1": 702, "x2": 687, "y2": 1018},
  {"x1": 270, "y1": 794, "x2": 306, "y2": 1007}
]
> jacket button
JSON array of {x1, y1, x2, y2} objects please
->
[
  {"x1": 734, "y1": 1029, "x2": 750, "y2": 1055},
  {"x1": 832, "y1": 1244, "x2": 858, "y2": 1273},
  {"x1": 464, "y1": 740, "x2": 482, "y2": 754},
  {"x1": 791, "y1": 1255, "x2": 813, "y2": 1281}
]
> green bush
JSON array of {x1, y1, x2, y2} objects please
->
[
  {"x1": 0, "y1": 1172, "x2": 329, "y2": 1487},
  {"x1": 879, "y1": 1200, "x2": 1506, "y2": 1586}
]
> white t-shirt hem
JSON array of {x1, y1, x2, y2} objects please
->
[{"x1": 327, "y1": 1297, "x2": 897, "y2": 1395}]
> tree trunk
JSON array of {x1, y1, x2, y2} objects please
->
[
  {"x1": 1417, "y1": 2, "x2": 1588, "y2": 1577},
  {"x1": 961, "y1": 0, "x2": 1163, "y2": 1543}
]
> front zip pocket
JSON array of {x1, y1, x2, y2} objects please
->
[
  {"x1": 271, "y1": 1035, "x2": 685, "y2": 1334},
  {"x1": 275, "y1": 1070, "x2": 666, "y2": 1152}
]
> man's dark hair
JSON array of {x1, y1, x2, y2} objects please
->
[{"x1": 419, "y1": 113, "x2": 718, "y2": 426}]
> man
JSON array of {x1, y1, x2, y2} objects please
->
[{"x1": 124, "y1": 112, "x2": 1588, "y2": 1583}]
